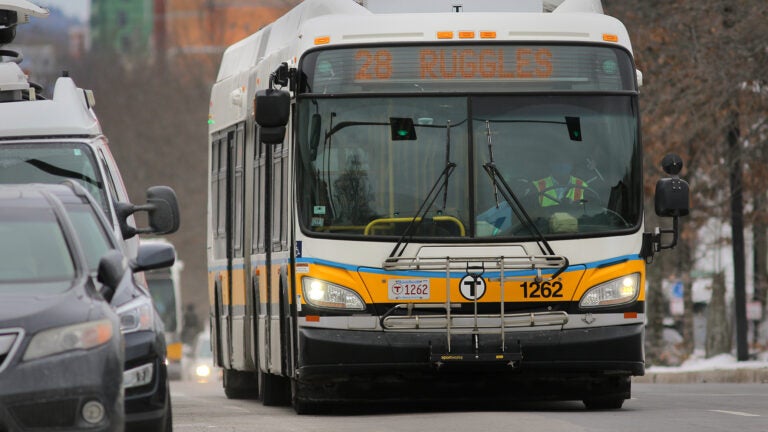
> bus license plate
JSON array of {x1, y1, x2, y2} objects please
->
[{"x1": 388, "y1": 279, "x2": 430, "y2": 300}]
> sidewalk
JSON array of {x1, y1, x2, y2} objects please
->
[{"x1": 633, "y1": 352, "x2": 768, "y2": 384}]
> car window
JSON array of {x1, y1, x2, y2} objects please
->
[
  {"x1": 0, "y1": 208, "x2": 75, "y2": 289},
  {"x1": 63, "y1": 203, "x2": 116, "y2": 272}
]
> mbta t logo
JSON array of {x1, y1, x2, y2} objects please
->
[{"x1": 459, "y1": 274, "x2": 487, "y2": 300}]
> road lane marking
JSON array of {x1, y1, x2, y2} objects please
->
[
  {"x1": 709, "y1": 410, "x2": 760, "y2": 417},
  {"x1": 223, "y1": 405, "x2": 250, "y2": 412}
]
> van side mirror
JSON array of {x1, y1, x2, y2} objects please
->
[
  {"x1": 254, "y1": 88, "x2": 290, "y2": 144},
  {"x1": 116, "y1": 186, "x2": 181, "y2": 240},
  {"x1": 132, "y1": 242, "x2": 176, "y2": 273},
  {"x1": 97, "y1": 249, "x2": 127, "y2": 303}
]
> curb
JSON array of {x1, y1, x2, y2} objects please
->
[{"x1": 634, "y1": 368, "x2": 768, "y2": 384}]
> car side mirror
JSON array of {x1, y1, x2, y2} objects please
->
[
  {"x1": 116, "y1": 186, "x2": 181, "y2": 239},
  {"x1": 97, "y1": 249, "x2": 127, "y2": 303},
  {"x1": 132, "y1": 242, "x2": 176, "y2": 273}
]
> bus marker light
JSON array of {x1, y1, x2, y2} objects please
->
[
  {"x1": 458, "y1": 31, "x2": 475, "y2": 39},
  {"x1": 314, "y1": 36, "x2": 331, "y2": 45},
  {"x1": 437, "y1": 31, "x2": 453, "y2": 39},
  {"x1": 603, "y1": 33, "x2": 618, "y2": 42},
  {"x1": 624, "y1": 312, "x2": 638, "y2": 319},
  {"x1": 306, "y1": 315, "x2": 320, "y2": 322},
  {"x1": 480, "y1": 31, "x2": 497, "y2": 39}
]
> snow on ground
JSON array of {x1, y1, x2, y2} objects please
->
[{"x1": 647, "y1": 349, "x2": 768, "y2": 373}]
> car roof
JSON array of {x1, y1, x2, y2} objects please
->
[
  {"x1": 10, "y1": 182, "x2": 120, "y2": 247},
  {"x1": 0, "y1": 183, "x2": 76, "y2": 206}
]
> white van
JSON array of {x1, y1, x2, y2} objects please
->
[{"x1": 0, "y1": 53, "x2": 179, "y2": 256}]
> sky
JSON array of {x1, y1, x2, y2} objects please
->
[{"x1": 32, "y1": 0, "x2": 90, "y2": 21}]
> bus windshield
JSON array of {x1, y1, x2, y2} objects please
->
[
  {"x1": 296, "y1": 96, "x2": 640, "y2": 240},
  {"x1": 296, "y1": 43, "x2": 641, "y2": 240}
]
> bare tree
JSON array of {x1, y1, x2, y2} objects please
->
[{"x1": 605, "y1": 0, "x2": 768, "y2": 360}]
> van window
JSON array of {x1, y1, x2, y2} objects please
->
[{"x1": 0, "y1": 143, "x2": 109, "y2": 213}]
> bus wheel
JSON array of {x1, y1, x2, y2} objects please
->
[
  {"x1": 260, "y1": 371, "x2": 290, "y2": 406},
  {"x1": 291, "y1": 379, "x2": 320, "y2": 415},
  {"x1": 583, "y1": 396, "x2": 625, "y2": 410},
  {"x1": 223, "y1": 369, "x2": 259, "y2": 399}
]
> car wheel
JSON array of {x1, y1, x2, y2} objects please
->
[{"x1": 163, "y1": 394, "x2": 173, "y2": 431}]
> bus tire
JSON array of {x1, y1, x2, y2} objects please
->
[
  {"x1": 291, "y1": 379, "x2": 320, "y2": 415},
  {"x1": 223, "y1": 369, "x2": 259, "y2": 399},
  {"x1": 261, "y1": 371, "x2": 290, "y2": 406},
  {"x1": 583, "y1": 396, "x2": 625, "y2": 410},
  {"x1": 213, "y1": 283, "x2": 224, "y2": 367}
]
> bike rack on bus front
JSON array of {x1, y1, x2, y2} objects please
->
[{"x1": 381, "y1": 255, "x2": 569, "y2": 366}]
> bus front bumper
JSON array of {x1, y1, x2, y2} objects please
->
[{"x1": 297, "y1": 323, "x2": 645, "y2": 379}]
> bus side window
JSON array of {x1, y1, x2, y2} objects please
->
[
  {"x1": 211, "y1": 135, "x2": 227, "y2": 260},
  {"x1": 252, "y1": 129, "x2": 265, "y2": 254},
  {"x1": 271, "y1": 142, "x2": 283, "y2": 251},
  {"x1": 280, "y1": 142, "x2": 289, "y2": 249},
  {"x1": 233, "y1": 126, "x2": 245, "y2": 257}
]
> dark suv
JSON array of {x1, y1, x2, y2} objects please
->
[{"x1": 43, "y1": 182, "x2": 179, "y2": 431}]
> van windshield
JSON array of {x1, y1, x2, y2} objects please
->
[{"x1": 0, "y1": 143, "x2": 109, "y2": 215}]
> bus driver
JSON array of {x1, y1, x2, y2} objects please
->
[{"x1": 477, "y1": 150, "x2": 589, "y2": 236}]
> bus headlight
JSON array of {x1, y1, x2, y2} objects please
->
[
  {"x1": 579, "y1": 273, "x2": 640, "y2": 308},
  {"x1": 301, "y1": 278, "x2": 365, "y2": 310}
]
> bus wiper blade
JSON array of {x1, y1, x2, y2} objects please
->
[
  {"x1": 24, "y1": 158, "x2": 101, "y2": 186},
  {"x1": 388, "y1": 161, "x2": 456, "y2": 259},
  {"x1": 482, "y1": 163, "x2": 559, "y2": 258}
]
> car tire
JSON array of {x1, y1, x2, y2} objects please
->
[{"x1": 163, "y1": 393, "x2": 173, "y2": 431}]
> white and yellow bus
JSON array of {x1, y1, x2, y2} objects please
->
[{"x1": 207, "y1": 0, "x2": 688, "y2": 413}]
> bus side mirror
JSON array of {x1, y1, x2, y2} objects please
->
[
  {"x1": 655, "y1": 154, "x2": 689, "y2": 217},
  {"x1": 642, "y1": 154, "x2": 690, "y2": 259},
  {"x1": 116, "y1": 186, "x2": 181, "y2": 239},
  {"x1": 255, "y1": 88, "x2": 290, "y2": 144}
]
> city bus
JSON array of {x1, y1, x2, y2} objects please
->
[{"x1": 206, "y1": 0, "x2": 689, "y2": 413}]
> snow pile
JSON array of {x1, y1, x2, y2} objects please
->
[{"x1": 648, "y1": 350, "x2": 768, "y2": 373}]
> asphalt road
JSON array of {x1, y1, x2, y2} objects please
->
[{"x1": 171, "y1": 379, "x2": 768, "y2": 432}]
